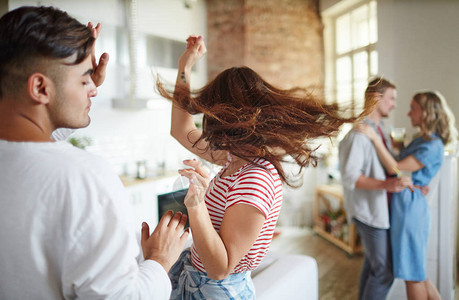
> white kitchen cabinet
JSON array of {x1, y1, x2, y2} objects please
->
[{"x1": 123, "y1": 175, "x2": 178, "y2": 231}]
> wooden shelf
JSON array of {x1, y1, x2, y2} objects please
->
[{"x1": 313, "y1": 184, "x2": 362, "y2": 256}]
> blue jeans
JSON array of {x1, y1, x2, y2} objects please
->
[
  {"x1": 169, "y1": 249, "x2": 255, "y2": 300},
  {"x1": 354, "y1": 218, "x2": 394, "y2": 300}
]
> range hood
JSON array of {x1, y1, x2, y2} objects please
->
[{"x1": 112, "y1": 0, "x2": 154, "y2": 110}]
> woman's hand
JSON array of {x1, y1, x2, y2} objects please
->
[
  {"x1": 178, "y1": 159, "x2": 210, "y2": 208},
  {"x1": 178, "y1": 35, "x2": 207, "y2": 72},
  {"x1": 354, "y1": 123, "x2": 379, "y2": 142}
]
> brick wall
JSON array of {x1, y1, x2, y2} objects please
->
[{"x1": 206, "y1": 0, "x2": 323, "y2": 90}]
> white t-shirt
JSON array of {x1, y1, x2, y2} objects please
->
[
  {"x1": 0, "y1": 140, "x2": 171, "y2": 299},
  {"x1": 51, "y1": 128, "x2": 76, "y2": 141}
]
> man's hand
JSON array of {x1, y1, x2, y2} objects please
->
[
  {"x1": 384, "y1": 176, "x2": 412, "y2": 193},
  {"x1": 140, "y1": 211, "x2": 189, "y2": 272},
  {"x1": 420, "y1": 185, "x2": 430, "y2": 196},
  {"x1": 88, "y1": 22, "x2": 109, "y2": 87}
]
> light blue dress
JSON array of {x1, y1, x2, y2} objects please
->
[{"x1": 390, "y1": 134, "x2": 444, "y2": 281}]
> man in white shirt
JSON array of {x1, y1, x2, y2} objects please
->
[
  {"x1": 0, "y1": 6, "x2": 188, "y2": 299},
  {"x1": 339, "y1": 78, "x2": 410, "y2": 300}
]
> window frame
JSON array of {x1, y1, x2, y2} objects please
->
[{"x1": 323, "y1": 0, "x2": 378, "y2": 115}]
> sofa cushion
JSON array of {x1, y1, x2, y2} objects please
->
[{"x1": 252, "y1": 252, "x2": 318, "y2": 300}]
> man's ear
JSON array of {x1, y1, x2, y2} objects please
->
[{"x1": 27, "y1": 73, "x2": 54, "y2": 105}]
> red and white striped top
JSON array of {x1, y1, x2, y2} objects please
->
[{"x1": 190, "y1": 154, "x2": 283, "y2": 274}]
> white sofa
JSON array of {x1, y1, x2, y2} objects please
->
[
  {"x1": 252, "y1": 251, "x2": 318, "y2": 300},
  {"x1": 174, "y1": 235, "x2": 319, "y2": 299}
]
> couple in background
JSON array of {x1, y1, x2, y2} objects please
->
[{"x1": 340, "y1": 78, "x2": 457, "y2": 299}]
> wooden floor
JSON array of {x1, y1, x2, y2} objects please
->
[
  {"x1": 269, "y1": 226, "x2": 364, "y2": 300},
  {"x1": 270, "y1": 227, "x2": 459, "y2": 300}
]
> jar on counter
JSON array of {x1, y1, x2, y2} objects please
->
[{"x1": 136, "y1": 160, "x2": 147, "y2": 179}]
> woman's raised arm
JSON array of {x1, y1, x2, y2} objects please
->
[
  {"x1": 170, "y1": 36, "x2": 227, "y2": 165},
  {"x1": 355, "y1": 124, "x2": 424, "y2": 174}
]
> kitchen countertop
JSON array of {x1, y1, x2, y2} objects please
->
[{"x1": 119, "y1": 170, "x2": 178, "y2": 187}]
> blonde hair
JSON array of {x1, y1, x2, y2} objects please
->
[{"x1": 413, "y1": 91, "x2": 457, "y2": 145}]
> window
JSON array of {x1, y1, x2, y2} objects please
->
[
  {"x1": 146, "y1": 36, "x2": 187, "y2": 69},
  {"x1": 115, "y1": 29, "x2": 187, "y2": 70},
  {"x1": 323, "y1": 0, "x2": 378, "y2": 116}
]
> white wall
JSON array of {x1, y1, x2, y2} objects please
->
[
  {"x1": 377, "y1": 0, "x2": 459, "y2": 139},
  {"x1": 8, "y1": 0, "x2": 208, "y2": 175},
  {"x1": 321, "y1": 0, "x2": 459, "y2": 138}
]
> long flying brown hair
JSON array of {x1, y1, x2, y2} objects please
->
[{"x1": 158, "y1": 66, "x2": 375, "y2": 186}]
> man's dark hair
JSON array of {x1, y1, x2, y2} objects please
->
[
  {"x1": 364, "y1": 77, "x2": 396, "y2": 108},
  {"x1": 0, "y1": 6, "x2": 94, "y2": 97}
]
